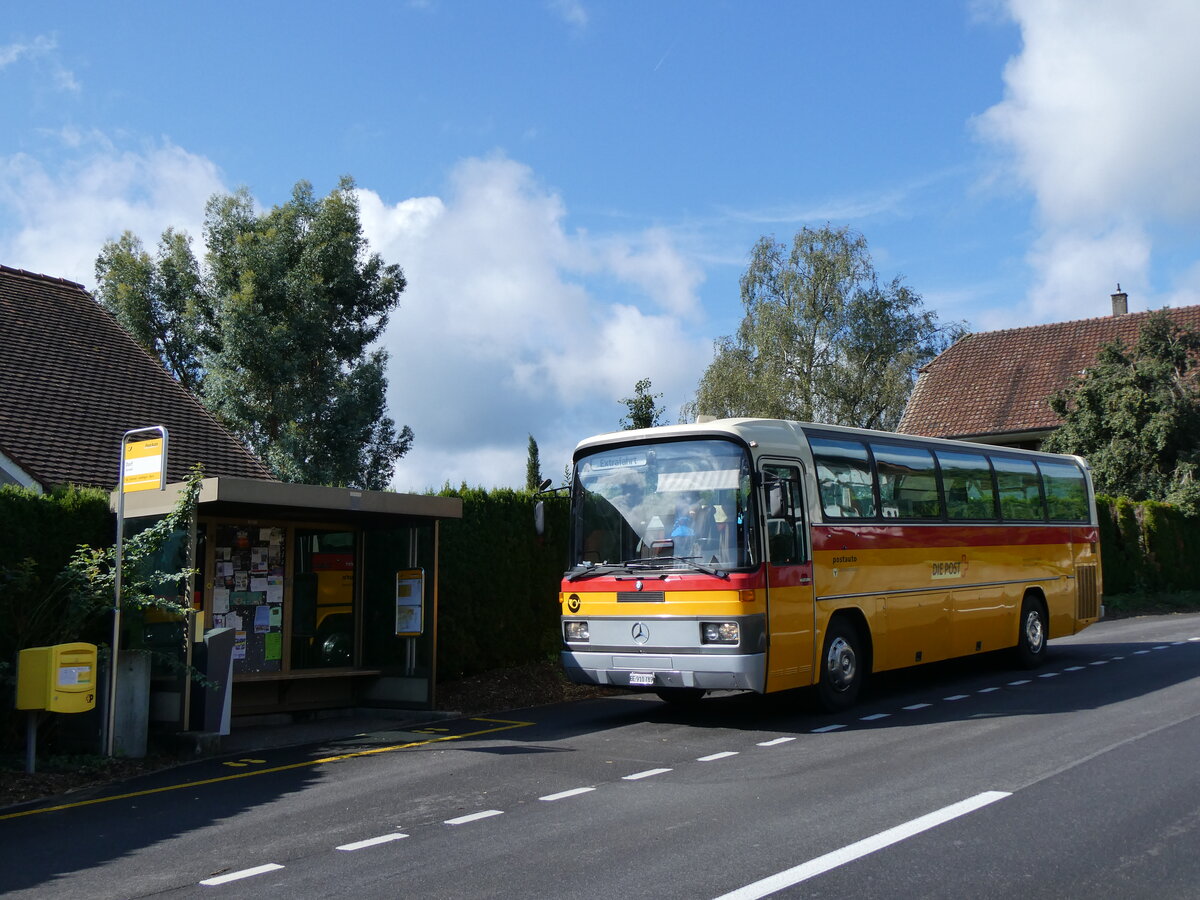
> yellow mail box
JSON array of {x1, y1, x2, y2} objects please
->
[{"x1": 16, "y1": 642, "x2": 98, "y2": 713}]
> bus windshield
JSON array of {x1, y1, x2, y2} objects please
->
[{"x1": 570, "y1": 439, "x2": 755, "y2": 575}]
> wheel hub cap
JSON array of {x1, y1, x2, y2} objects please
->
[{"x1": 826, "y1": 636, "x2": 856, "y2": 691}]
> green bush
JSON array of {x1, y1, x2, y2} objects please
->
[
  {"x1": 0, "y1": 485, "x2": 114, "y2": 669},
  {"x1": 434, "y1": 486, "x2": 570, "y2": 681},
  {"x1": 1097, "y1": 495, "x2": 1200, "y2": 594}
]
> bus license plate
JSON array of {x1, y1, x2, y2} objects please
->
[{"x1": 629, "y1": 673, "x2": 655, "y2": 686}]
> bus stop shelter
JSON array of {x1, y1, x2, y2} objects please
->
[{"x1": 118, "y1": 477, "x2": 462, "y2": 732}]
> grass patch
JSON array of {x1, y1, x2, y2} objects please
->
[{"x1": 1104, "y1": 591, "x2": 1200, "y2": 618}]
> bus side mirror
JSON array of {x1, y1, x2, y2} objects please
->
[
  {"x1": 534, "y1": 500, "x2": 546, "y2": 536},
  {"x1": 767, "y1": 484, "x2": 786, "y2": 519}
]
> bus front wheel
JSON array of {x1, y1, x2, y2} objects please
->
[
  {"x1": 1014, "y1": 596, "x2": 1047, "y2": 668},
  {"x1": 817, "y1": 619, "x2": 864, "y2": 712}
]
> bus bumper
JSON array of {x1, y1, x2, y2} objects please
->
[{"x1": 561, "y1": 650, "x2": 766, "y2": 692}]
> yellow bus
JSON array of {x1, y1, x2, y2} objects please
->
[{"x1": 559, "y1": 418, "x2": 1102, "y2": 710}]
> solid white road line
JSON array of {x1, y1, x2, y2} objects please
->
[
  {"x1": 711, "y1": 791, "x2": 1011, "y2": 900},
  {"x1": 539, "y1": 787, "x2": 595, "y2": 801},
  {"x1": 200, "y1": 864, "x2": 285, "y2": 886},
  {"x1": 445, "y1": 810, "x2": 504, "y2": 825},
  {"x1": 336, "y1": 833, "x2": 409, "y2": 851},
  {"x1": 698, "y1": 751, "x2": 739, "y2": 762}
]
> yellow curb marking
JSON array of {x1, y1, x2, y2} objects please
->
[{"x1": 0, "y1": 718, "x2": 534, "y2": 821}]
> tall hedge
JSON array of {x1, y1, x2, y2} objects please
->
[
  {"x1": 0, "y1": 484, "x2": 114, "y2": 657},
  {"x1": 434, "y1": 487, "x2": 570, "y2": 680},
  {"x1": 1096, "y1": 495, "x2": 1200, "y2": 593},
  {"x1": 0, "y1": 485, "x2": 114, "y2": 749}
]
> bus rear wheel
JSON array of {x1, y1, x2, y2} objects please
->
[
  {"x1": 817, "y1": 619, "x2": 864, "y2": 712},
  {"x1": 1014, "y1": 596, "x2": 1047, "y2": 668}
]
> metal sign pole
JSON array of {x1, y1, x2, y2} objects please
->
[{"x1": 106, "y1": 426, "x2": 167, "y2": 757}]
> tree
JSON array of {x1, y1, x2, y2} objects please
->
[
  {"x1": 1043, "y1": 310, "x2": 1200, "y2": 512},
  {"x1": 95, "y1": 176, "x2": 413, "y2": 490},
  {"x1": 684, "y1": 226, "x2": 963, "y2": 430},
  {"x1": 94, "y1": 228, "x2": 207, "y2": 394},
  {"x1": 525, "y1": 434, "x2": 543, "y2": 491},
  {"x1": 620, "y1": 377, "x2": 665, "y2": 430}
]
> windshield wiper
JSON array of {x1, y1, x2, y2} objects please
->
[
  {"x1": 565, "y1": 562, "x2": 632, "y2": 582},
  {"x1": 622, "y1": 556, "x2": 730, "y2": 580}
]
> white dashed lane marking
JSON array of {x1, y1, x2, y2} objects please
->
[
  {"x1": 540, "y1": 787, "x2": 595, "y2": 802},
  {"x1": 337, "y1": 833, "x2": 408, "y2": 851},
  {"x1": 698, "y1": 751, "x2": 739, "y2": 762},
  {"x1": 200, "y1": 864, "x2": 284, "y2": 886},
  {"x1": 445, "y1": 810, "x2": 504, "y2": 826},
  {"x1": 623, "y1": 768, "x2": 672, "y2": 780}
]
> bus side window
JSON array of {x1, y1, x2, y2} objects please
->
[
  {"x1": 1038, "y1": 460, "x2": 1089, "y2": 522},
  {"x1": 763, "y1": 464, "x2": 808, "y2": 565},
  {"x1": 809, "y1": 437, "x2": 875, "y2": 518},
  {"x1": 992, "y1": 456, "x2": 1046, "y2": 521},
  {"x1": 936, "y1": 450, "x2": 998, "y2": 521}
]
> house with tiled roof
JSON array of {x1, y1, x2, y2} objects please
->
[
  {"x1": 0, "y1": 264, "x2": 275, "y2": 491},
  {"x1": 898, "y1": 290, "x2": 1200, "y2": 449}
]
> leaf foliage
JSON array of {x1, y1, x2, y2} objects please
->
[
  {"x1": 686, "y1": 226, "x2": 963, "y2": 429},
  {"x1": 95, "y1": 177, "x2": 412, "y2": 489},
  {"x1": 1044, "y1": 309, "x2": 1200, "y2": 513}
]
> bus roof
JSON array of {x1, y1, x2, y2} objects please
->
[{"x1": 573, "y1": 418, "x2": 1090, "y2": 469}]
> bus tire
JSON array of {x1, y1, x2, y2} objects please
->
[
  {"x1": 817, "y1": 618, "x2": 864, "y2": 712},
  {"x1": 655, "y1": 687, "x2": 706, "y2": 705},
  {"x1": 1014, "y1": 596, "x2": 1047, "y2": 668}
]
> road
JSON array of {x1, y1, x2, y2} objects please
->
[{"x1": 2, "y1": 613, "x2": 1198, "y2": 899}]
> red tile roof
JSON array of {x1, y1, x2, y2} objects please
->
[
  {"x1": 898, "y1": 304, "x2": 1200, "y2": 441},
  {"x1": 0, "y1": 264, "x2": 276, "y2": 490}
]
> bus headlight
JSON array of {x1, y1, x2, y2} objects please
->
[
  {"x1": 564, "y1": 621, "x2": 590, "y2": 642},
  {"x1": 701, "y1": 622, "x2": 739, "y2": 644}
]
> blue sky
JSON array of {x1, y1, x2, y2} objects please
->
[{"x1": 4, "y1": 1, "x2": 1200, "y2": 490}]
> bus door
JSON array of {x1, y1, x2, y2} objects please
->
[{"x1": 761, "y1": 461, "x2": 814, "y2": 692}]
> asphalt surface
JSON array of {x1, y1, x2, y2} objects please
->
[{"x1": 1, "y1": 613, "x2": 1197, "y2": 899}]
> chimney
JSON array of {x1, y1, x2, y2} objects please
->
[{"x1": 1111, "y1": 284, "x2": 1128, "y2": 316}]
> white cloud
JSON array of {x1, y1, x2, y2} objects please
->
[
  {"x1": 0, "y1": 135, "x2": 225, "y2": 283},
  {"x1": 0, "y1": 138, "x2": 708, "y2": 492},
  {"x1": 0, "y1": 35, "x2": 56, "y2": 68},
  {"x1": 0, "y1": 34, "x2": 79, "y2": 92},
  {"x1": 1025, "y1": 225, "x2": 1150, "y2": 322},
  {"x1": 358, "y1": 155, "x2": 710, "y2": 491},
  {"x1": 978, "y1": 0, "x2": 1200, "y2": 319}
]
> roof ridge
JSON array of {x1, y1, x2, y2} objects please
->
[
  {"x1": 966, "y1": 303, "x2": 1200, "y2": 341},
  {"x1": 0, "y1": 263, "x2": 87, "y2": 291}
]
